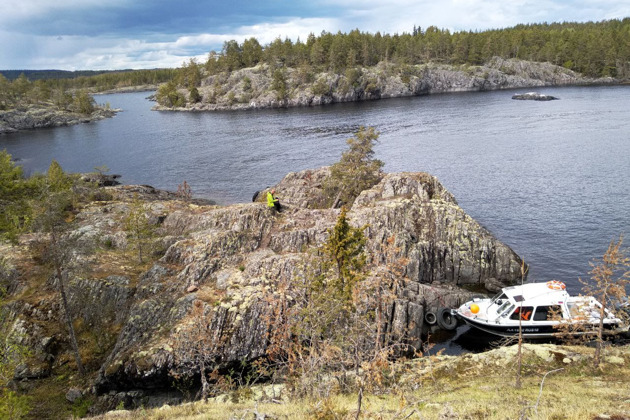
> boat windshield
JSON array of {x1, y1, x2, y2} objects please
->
[
  {"x1": 491, "y1": 292, "x2": 507, "y2": 304},
  {"x1": 497, "y1": 301, "x2": 514, "y2": 317}
]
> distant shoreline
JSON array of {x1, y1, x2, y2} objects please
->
[
  {"x1": 94, "y1": 84, "x2": 159, "y2": 95},
  {"x1": 2, "y1": 58, "x2": 625, "y2": 134}
]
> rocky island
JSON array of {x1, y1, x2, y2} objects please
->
[
  {"x1": 154, "y1": 58, "x2": 615, "y2": 112},
  {"x1": 0, "y1": 105, "x2": 119, "y2": 135}
]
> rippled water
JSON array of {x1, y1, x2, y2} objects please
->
[{"x1": 2, "y1": 86, "x2": 629, "y2": 293}]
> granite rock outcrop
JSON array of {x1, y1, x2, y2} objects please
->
[{"x1": 2, "y1": 168, "x2": 524, "y2": 410}]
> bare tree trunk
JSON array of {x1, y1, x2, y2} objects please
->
[
  {"x1": 331, "y1": 190, "x2": 343, "y2": 209},
  {"x1": 516, "y1": 316, "x2": 522, "y2": 388},
  {"x1": 375, "y1": 277, "x2": 383, "y2": 351},
  {"x1": 516, "y1": 260, "x2": 527, "y2": 389},
  {"x1": 594, "y1": 302, "x2": 606, "y2": 368},
  {"x1": 199, "y1": 360, "x2": 209, "y2": 401},
  {"x1": 137, "y1": 233, "x2": 144, "y2": 264},
  {"x1": 355, "y1": 385, "x2": 363, "y2": 420},
  {"x1": 55, "y1": 264, "x2": 85, "y2": 376}
]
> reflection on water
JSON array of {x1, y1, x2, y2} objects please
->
[
  {"x1": 282, "y1": 123, "x2": 363, "y2": 137},
  {"x1": 426, "y1": 325, "x2": 503, "y2": 356}
]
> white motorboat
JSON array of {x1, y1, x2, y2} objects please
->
[{"x1": 453, "y1": 281, "x2": 624, "y2": 338}]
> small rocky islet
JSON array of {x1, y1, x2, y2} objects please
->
[
  {"x1": 0, "y1": 105, "x2": 119, "y2": 135},
  {"x1": 511, "y1": 91, "x2": 559, "y2": 100}
]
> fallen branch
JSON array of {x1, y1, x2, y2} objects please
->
[
  {"x1": 519, "y1": 368, "x2": 564, "y2": 419},
  {"x1": 534, "y1": 368, "x2": 564, "y2": 415}
]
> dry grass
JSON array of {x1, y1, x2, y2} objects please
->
[{"x1": 90, "y1": 343, "x2": 630, "y2": 420}]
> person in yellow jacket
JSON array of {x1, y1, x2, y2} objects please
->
[{"x1": 267, "y1": 189, "x2": 282, "y2": 212}]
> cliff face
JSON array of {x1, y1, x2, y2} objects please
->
[
  {"x1": 155, "y1": 57, "x2": 617, "y2": 112},
  {"x1": 2, "y1": 169, "x2": 524, "y2": 409}
]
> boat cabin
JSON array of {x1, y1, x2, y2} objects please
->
[{"x1": 491, "y1": 282, "x2": 570, "y2": 322}]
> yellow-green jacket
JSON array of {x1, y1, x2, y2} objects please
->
[{"x1": 267, "y1": 191, "x2": 278, "y2": 207}]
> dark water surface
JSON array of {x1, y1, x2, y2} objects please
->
[{"x1": 2, "y1": 86, "x2": 629, "y2": 295}]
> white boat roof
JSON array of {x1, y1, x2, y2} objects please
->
[{"x1": 502, "y1": 282, "x2": 569, "y2": 305}]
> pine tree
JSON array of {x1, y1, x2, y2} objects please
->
[
  {"x1": 72, "y1": 89, "x2": 95, "y2": 115},
  {"x1": 123, "y1": 194, "x2": 156, "y2": 264},
  {"x1": 47, "y1": 160, "x2": 72, "y2": 192},
  {"x1": 324, "y1": 126, "x2": 384, "y2": 208},
  {"x1": 0, "y1": 151, "x2": 27, "y2": 240},
  {"x1": 31, "y1": 162, "x2": 85, "y2": 376},
  {"x1": 320, "y1": 206, "x2": 367, "y2": 303}
]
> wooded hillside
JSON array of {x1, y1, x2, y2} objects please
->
[{"x1": 204, "y1": 19, "x2": 630, "y2": 79}]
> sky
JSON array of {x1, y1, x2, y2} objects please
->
[{"x1": 1, "y1": 0, "x2": 629, "y2": 71}]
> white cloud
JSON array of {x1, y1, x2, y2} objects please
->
[
  {"x1": 173, "y1": 17, "x2": 343, "y2": 50},
  {"x1": 1, "y1": 1, "x2": 629, "y2": 70},
  {"x1": 235, "y1": 17, "x2": 342, "y2": 43},
  {"x1": 0, "y1": 16, "x2": 344, "y2": 70},
  {"x1": 318, "y1": 0, "x2": 629, "y2": 33},
  {"x1": 0, "y1": 0, "x2": 127, "y2": 26}
]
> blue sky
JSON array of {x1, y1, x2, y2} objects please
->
[{"x1": 1, "y1": 0, "x2": 629, "y2": 70}]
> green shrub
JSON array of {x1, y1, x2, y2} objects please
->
[
  {"x1": 189, "y1": 87, "x2": 202, "y2": 103},
  {"x1": 0, "y1": 390, "x2": 31, "y2": 419},
  {"x1": 345, "y1": 68, "x2": 361, "y2": 88},
  {"x1": 71, "y1": 396, "x2": 93, "y2": 418},
  {"x1": 156, "y1": 81, "x2": 185, "y2": 107},
  {"x1": 242, "y1": 76, "x2": 252, "y2": 91},
  {"x1": 311, "y1": 78, "x2": 329, "y2": 96},
  {"x1": 227, "y1": 91, "x2": 236, "y2": 105},
  {"x1": 364, "y1": 78, "x2": 379, "y2": 95}
]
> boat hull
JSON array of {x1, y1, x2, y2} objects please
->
[
  {"x1": 456, "y1": 313, "x2": 618, "y2": 339},
  {"x1": 457, "y1": 315, "x2": 559, "y2": 338}
]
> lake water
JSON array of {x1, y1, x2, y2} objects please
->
[{"x1": 2, "y1": 86, "x2": 629, "y2": 294}]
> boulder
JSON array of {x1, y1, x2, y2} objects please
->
[
  {"x1": 80, "y1": 173, "x2": 122, "y2": 186},
  {"x1": 511, "y1": 92, "x2": 559, "y2": 101},
  {"x1": 66, "y1": 388, "x2": 83, "y2": 403}
]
